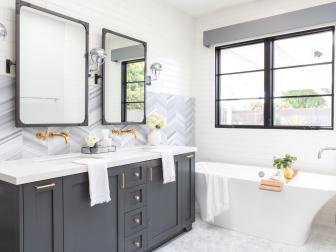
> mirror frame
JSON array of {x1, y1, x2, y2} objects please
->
[
  {"x1": 15, "y1": 0, "x2": 89, "y2": 127},
  {"x1": 102, "y1": 28, "x2": 147, "y2": 125}
]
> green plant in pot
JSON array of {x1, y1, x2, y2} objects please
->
[{"x1": 273, "y1": 154, "x2": 297, "y2": 179}]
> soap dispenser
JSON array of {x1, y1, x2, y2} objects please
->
[{"x1": 100, "y1": 129, "x2": 112, "y2": 148}]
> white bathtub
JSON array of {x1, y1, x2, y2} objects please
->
[{"x1": 195, "y1": 162, "x2": 336, "y2": 245}]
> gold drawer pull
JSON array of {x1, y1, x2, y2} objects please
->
[
  {"x1": 35, "y1": 183, "x2": 55, "y2": 190},
  {"x1": 133, "y1": 171, "x2": 140, "y2": 177},
  {"x1": 186, "y1": 155, "x2": 194, "y2": 159},
  {"x1": 133, "y1": 240, "x2": 141, "y2": 248},
  {"x1": 120, "y1": 173, "x2": 125, "y2": 189},
  {"x1": 149, "y1": 168, "x2": 153, "y2": 182},
  {"x1": 134, "y1": 195, "x2": 140, "y2": 201},
  {"x1": 133, "y1": 217, "x2": 141, "y2": 224}
]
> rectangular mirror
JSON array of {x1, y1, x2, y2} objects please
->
[
  {"x1": 102, "y1": 28, "x2": 146, "y2": 125},
  {"x1": 16, "y1": 1, "x2": 89, "y2": 127}
]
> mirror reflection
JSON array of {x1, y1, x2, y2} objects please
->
[
  {"x1": 18, "y1": 5, "x2": 88, "y2": 126},
  {"x1": 103, "y1": 30, "x2": 146, "y2": 124}
]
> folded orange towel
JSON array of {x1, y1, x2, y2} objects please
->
[
  {"x1": 260, "y1": 178, "x2": 283, "y2": 187},
  {"x1": 259, "y1": 178, "x2": 283, "y2": 192},
  {"x1": 259, "y1": 184, "x2": 283, "y2": 192}
]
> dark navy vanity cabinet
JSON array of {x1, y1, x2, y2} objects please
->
[{"x1": 0, "y1": 153, "x2": 195, "y2": 252}]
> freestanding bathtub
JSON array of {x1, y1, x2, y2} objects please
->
[{"x1": 195, "y1": 162, "x2": 336, "y2": 245}]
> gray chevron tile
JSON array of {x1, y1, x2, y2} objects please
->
[
  {"x1": 22, "y1": 128, "x2": 48, "y2": 158},
  {"x1": 0, "y1": 74, "x2": 194, "y2": 161}
]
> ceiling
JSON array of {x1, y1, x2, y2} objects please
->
[{"x1": 163, "y1": 0, "x2": 257, "y2": 17}]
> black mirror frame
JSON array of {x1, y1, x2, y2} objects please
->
[
  {"x1": 102, "y1": 28, "x2": 147, "y2": 125},
  {"x1": 15, "y1": 0, "x2": 89, "y2": 127}
]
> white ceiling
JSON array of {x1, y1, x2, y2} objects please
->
[{"x1": 163, "y1": 0, "x2": 257, "y2": 17}]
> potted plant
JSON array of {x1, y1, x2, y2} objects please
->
[
  {"x1": 273, "y1": 154, "x2": 298, "y2": 179},
  {"x1": 146, "y1": 112, "x2": 167, "y2": 146}
]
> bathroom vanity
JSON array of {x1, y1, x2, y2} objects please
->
[{"x1": 0, "y1": 146, "x2": 196, "y2": 252}]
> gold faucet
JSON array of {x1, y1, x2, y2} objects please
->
[
  {"x1": 36, "y1": 131, "x2": 71, "y2": 144},
  {"x1": 112, "y1": 128, "x2": 137, "y2": 139}
]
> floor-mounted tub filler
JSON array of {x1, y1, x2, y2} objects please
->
[{"x1": 195, "y1": 162, "x2": 336, "y2": 245}]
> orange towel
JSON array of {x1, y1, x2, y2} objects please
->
[
  {"x1": 260, "y1": 178, "x2": 283, "y2": 187},
  {"x1": 259, "y1": 178, "x2": 283, "y2": 192}
]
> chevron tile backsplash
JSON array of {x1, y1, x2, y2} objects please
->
[{"x1": 0, "y1": 75, "x2": 194, "y2": 161}]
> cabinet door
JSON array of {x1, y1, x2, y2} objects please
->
[
  {"x1": 23, "y1": 178, "x2": 63, "y2": 252},
  {"x1": 180, "y1": 154, "x2": 195, "y2": 227},
  {"x1": 63, "y1": 171, "x2": 123, "y2": 252},
  {"x1": 147, "y1": 159, "x2": 181, "y2": 248}
]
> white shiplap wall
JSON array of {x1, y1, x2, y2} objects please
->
[
  {"x1": 193, "y1": 0, "x2": 336, "y2": 227},
  {"x1": 0, "y1": 0, "x2": 194, "y2": 97}
]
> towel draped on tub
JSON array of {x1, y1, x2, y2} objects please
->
[{"x1": 196, "y1": 162, "x2": 230, "y2": 223}]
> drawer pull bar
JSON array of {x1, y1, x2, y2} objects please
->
[
  {"x1": 121, "y1": 173, "x2": 125, "y2": 189},
  {"x1": 133, "y1": 217, "x2": 141, "y2": 224},
  {"x1": 133, "y1": 171, "x2": 140, "y2": 177},
  {"x1": 149, "y1": 168, "x2": 153, "y2": 182},
  {"x1": 186, "y1": 155, "x2": 194, "y2": 159},
  {"x1": 133, "y1": 240, "x2": 141, "y2": 248},
  {"x1": 35, "y1": 183, "x2": 55, "y2": 190},
  {"x1": 134, "y1": 195, "x2": 141, "y2": 201}
]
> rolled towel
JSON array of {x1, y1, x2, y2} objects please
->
[{"x1": 73, "y1": 158, "x2": 111, "y2": 206}]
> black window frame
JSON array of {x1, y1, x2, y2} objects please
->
[
  {"x1": 121, "y1": 59, "x2": 146, "y2": 122},
  {"x1": 215, "y1": 26, "x2": 335, "y2": 130}
]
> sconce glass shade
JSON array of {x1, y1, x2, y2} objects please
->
[
  {"x1": 150, "y1": 62, "x2": 162, "y2": 80},
  {"x1": 0, "y1": 23, "x2": 7, "y2": 40},
  {"x1": 90, "y1": 48, "x2": 107, "y2": 72},
  {"x1": 90, "y1": 48, "x2": 107, "y2": 64}
]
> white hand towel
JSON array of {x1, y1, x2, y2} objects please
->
[
  {"x1": 196, "y1": 163, "x2": 230, "y2": 223},
  {"x1": 73, "y1": 158, "x2": 111, "y2": 207},
  {"x1": 150, "y1": 149, "x2": 175, "y2": 184}
]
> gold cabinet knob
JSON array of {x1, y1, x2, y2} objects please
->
[
  {"x1": 133, "y1": 217, "x2": 141, "y2": 224},
  {"x1": 133, "y1": 171, "x2": 140, "y2": 177},
  {"x1": 133, "y1": 240, "x2": 141, "y2": 248},
  {"x1": 134, "y1": 195, "x2": 140, "y2": 201}
]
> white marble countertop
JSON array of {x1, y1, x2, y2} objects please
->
[{"x1": 0, "y1": 145, "x2": 197, "y2": 185}]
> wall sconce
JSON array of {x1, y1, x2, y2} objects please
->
[
  {"x1": 0, "y1": 22, "x2": 7, "y2": 40},
  {"x1": 89, "y1": 48, "x2": 107, "y2": 84},
  {"x1": 150, "y1": 62, "x2": 162, "y2": 81},
  {"x1": 1, "y1": 22, "x2": 16, "y2": 74}
]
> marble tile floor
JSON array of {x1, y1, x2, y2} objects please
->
[{"x1": 155, "y1": 218, "x2": 336, "y2": 252}]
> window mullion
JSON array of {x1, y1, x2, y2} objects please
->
[{"x1": 264, "y1": 39, "x2": 273, "y2": 128}]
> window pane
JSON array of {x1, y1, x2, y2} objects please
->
[
  {"x1": 126, "y1": 83, "x2": 144, "y2": 102},
  {"x1": 219, "y1": 99, "x2": 264, "y2": 125},
  {"x1": 220, "y1": 43, "x2": 264, "y2": 73},
  {"x1": 127, "y1": 61, "x2": 145, "y2": 82},
  {"x1": 220, "y1": 72, "x2": 264, "y2": 99},
  {"x1": 126, "y1": 103, "x2": 144, "y2": 122},
  {"x1": 274, "y1": 64, "x2": 332, "y2": 97},
  {"x1": 274, "y1": 31, "x2": 333, "y2": 68},
  {"x1": 273, "y1": 96, "x2": 331, "y2": 127}
]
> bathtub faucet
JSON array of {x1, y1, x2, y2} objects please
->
[{"x1": 317, "y1": 147, "x2": 336, "y2": 159}]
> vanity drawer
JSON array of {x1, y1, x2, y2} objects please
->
[
  {"x1": 124, "y1": 184, "x2": 147, "y2": 212},
  {"x1": 125, "y1": 230, "x2": 147, "y2": 252},
  {"x1": 125, "y1": 163, "x2": 146, "y2": 188},
  {"x1": 125, "y1": 207, "x2": 147, "y2": 237}
]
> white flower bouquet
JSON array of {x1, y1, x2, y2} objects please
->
[
  {"x1": 147, "y1": 112, "x2": 167, "y2": 129},
  {"x1": 85, "y1": 135, "x2": 99, "y2": 148}
]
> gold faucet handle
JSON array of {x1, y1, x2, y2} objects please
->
[
  {"x1": 130, "y1": 128, "x2": 137, "y2": 139},
  {"x1": 61, "y1": 131, "x2": 71, "y2": 137},
  {"x1": 36, "y1": 132, "x2": 48, "y2": 141}
]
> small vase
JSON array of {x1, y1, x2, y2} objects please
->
[
  {"x1": 148, "y1": 129, "x2": 161, "y2": 146},
  {"x1": 283, "y1": 167, "x2": 294, "y2": 180}
]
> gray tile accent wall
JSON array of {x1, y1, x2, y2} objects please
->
[{"x1": 0, "y1": 75, "x2": 194, "y2": 160}]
